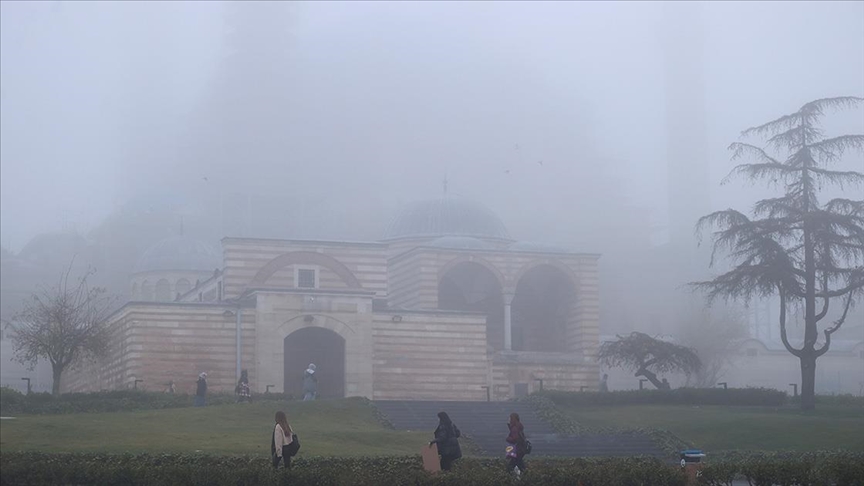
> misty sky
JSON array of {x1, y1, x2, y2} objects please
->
[{"x1": 1, "y1": 1, "x2": 863, "y2": 251}]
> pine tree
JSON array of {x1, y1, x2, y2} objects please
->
[{"x1": 695, "y1": 97, "x2": 864, "y2": 410}]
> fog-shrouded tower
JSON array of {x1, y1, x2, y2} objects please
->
[{"x1": 662, "y1": 1, "x2": 712, "y2": 281}]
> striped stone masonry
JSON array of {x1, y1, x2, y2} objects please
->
[{"x1": 372, "y1": 312, "x2": 489, "y2": 401}]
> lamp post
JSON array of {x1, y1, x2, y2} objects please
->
[
  {"x1": 639, "y1": 379, "x2": 648, "y2": 390},
  {"x1": 717, "y1": 382, "x2": 728, "y2": 390},
  {"x1": 20, "y1": 377, "x2": 31, "y2": 395},
  {"x1": 481, "y1": 386, "x2": 490, "y2": 402},
  {"x1": 134, "y1": 379, "x2": 144, "y2": 390}
]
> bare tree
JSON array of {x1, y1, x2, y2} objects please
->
[
  {"x1": 677, "y1": 304, "x2": 748, "y2": 389},
  {"x1": 12, "y1": 260, "x2": 113, "y2": 395},
  {"x1": 695, "y1": 97, "x2": 864, "y2": 410},
  {"x1": 599, "y1": 332, "x2": 702, "y2": 389}
]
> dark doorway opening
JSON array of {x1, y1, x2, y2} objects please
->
[{"x1": 283, "y1": 326, "x2": 345, "y2": 399}]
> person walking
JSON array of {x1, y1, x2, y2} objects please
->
[
  {"x1": 236, "y1": 370, "x2": 251, "y2": 403},
  {"x1": 428, "y1": 411, "x2": 462, "y2": 471},
  {"x1": 506, "y1": 412, "x2": 527, "y2": 477},
  {"x1": 194, "y1": 373, "x2": 207, "y2": 407},
  {"x1": 271, "y1": 411, "x2": 294, "y2": 469},
  {"x1": 599, "y1": 373, "x2": 609, "y2": 393},
  {"x1": 303, "y1": 364, "x2": 318, "y2": 401}
]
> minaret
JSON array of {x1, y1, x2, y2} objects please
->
[
  {"x1": 184, "y1": 2, "x2": 297, "y2": 238},
  {"x1": 662, "y1": 2, "x2": 711, "y2": 279}
]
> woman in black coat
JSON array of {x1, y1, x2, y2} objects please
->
[{"x1": 428, "y1": 411, "x2": 462, "y2": 471}]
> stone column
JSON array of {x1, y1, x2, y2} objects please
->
[{"x1": 504, "y1": 293, "x2": 514, "y2": 351}]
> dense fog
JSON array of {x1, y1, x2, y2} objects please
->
[{"x1": 2, "y1": 1, "x2": 863, "y2": 356}]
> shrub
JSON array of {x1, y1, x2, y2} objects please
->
[
  {"x1": 0, "y1": 453, "x2": 687, "y2": 486},
  {"x1": 789, "y1": 394, "x2": 864, "y2": 408},
  {"x1": 0, "y1": 389, "x2": 297, "y2": 415},
  {"x1": 698, "y1": 451, "x2": 864, "y2": 486},
  {"x1": 536, "y1": 387, "x2": 788, "y2": 407}
]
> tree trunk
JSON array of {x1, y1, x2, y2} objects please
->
[
  {"x1": 636, "y1": 368, "x2": 664, "y2": 389},
  {"x1": 800, "y1": 353, "x2": 817, "y2": 411},
  {"x1": 52, "y1": 365, "x2": 63, "y2": 396}
]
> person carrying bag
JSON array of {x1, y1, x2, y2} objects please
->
[{"x1": 271, "y1": 411, "x2": 300, "y2": 468}]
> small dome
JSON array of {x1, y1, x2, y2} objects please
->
[
  {"x1": 428, "y1": 236, "x2": 495, "y2": 250},
  {"x1": 134, "y1": 236, "x2": 220, "y2": 274},
  {"x1": 383, "y1": 194, "x2": 511, "y2": 241},
  {"x1": 509, "y1": 241, "x2": 570, "y2": 253}
]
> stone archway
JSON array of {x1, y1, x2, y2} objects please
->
[
  {"x1": 283, "y1": 327, "x2": 345, "y2": 399},
  {"x1": 438, "y1": 260, "x2": 506, "y2": 350},
  {"x1": 511, "y1": 263, "x2": 576, "y2": 352}
]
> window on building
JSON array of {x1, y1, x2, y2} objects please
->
[
  {"x1": 155, "y1": 279, "x2": 172, "y2": 302},
  {"x1": 296, "y1": 268, "x2": 318, "y2": 289},
  {"x1": 175, "y1": 279, "x2": 191, "y2": 296},
  {"x1": 141, "y1": 280, "x2": 153, "y2": 301}
]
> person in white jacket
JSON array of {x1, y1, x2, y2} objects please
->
[{"x1": 272, "y1": 411, "x2": 294, "y2": 469}]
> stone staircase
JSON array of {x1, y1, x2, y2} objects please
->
[{"x1": 374, "y1": 400, "x2": 667, "y2": 458}]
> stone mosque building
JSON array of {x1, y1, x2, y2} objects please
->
[{"x1": 65, "y1": 195, "x2": 600, "y2": 400}]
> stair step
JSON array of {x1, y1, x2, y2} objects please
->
[{"x1": 373, "y1": 400, "x2": 667, "y2": 458}]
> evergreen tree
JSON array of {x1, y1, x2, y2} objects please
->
[{"x1": 695, "y1": 97, "x2": 864, "y2": 410}]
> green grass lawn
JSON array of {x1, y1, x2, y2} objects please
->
[
  {"x1": 560, "y1": 403, "x2": 864, "y2": 452},
  {"x1": 0, "y1": 398, "x2": 432, "y2": 456}
]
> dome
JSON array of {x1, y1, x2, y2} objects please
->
[
  {"x1": 134, "y1": 236, "x2": 220, "y2": 274},
  {"x1": 428, "y1": 236, "x2": 495, "y2": 250},
  {"x1": 383, "y1": 195, "x2": 511, "y2": 241},
  {"x1": 508, "y1": 241, "x2": 570, "y2": 253}
]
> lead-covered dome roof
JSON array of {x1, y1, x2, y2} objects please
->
[
  {"x1": 383, "y1": 195, "x2": 511, "y2": 242},
  {"x1": 134, "y1": 236, "x2": 220, "y2": 274}
]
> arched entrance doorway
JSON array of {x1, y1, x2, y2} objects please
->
[
  {"x1": 511, "y1": 265, "x2": 575, "y2": 352},
  {"x1": 284, "y1": 327, "x2": 345, "y2": 399},
  {"x1": 438, "y1": 261, "x2": 505, "y2": 350}
]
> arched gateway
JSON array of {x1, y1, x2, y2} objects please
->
[{"x1": 283, "y1": 327, "x2": 346, "y2": 399}]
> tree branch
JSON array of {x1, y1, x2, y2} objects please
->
[
  {"x1": 778, "y1": 287, "x2": 803, "y2": 358},
  {"x1": 815, "y1": 291, "x2": 855, "y2": 358}
]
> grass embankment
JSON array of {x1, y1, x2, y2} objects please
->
[
  {"x1": 559, "y1": 403, "x2": 864, "y2": 452},
  {"x1": 0, "y1": 398, "x2": 432, "y2": 456}
]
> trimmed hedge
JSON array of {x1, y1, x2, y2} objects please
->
[
  {"x1": 698, "y1": 451, "x2": 864, "y2": 486},
  {"x1": 536, "y1": 387, "x2": 788, "y2": 407},
  {"x1": 790, "y1": 394, "x2": 864, "y2": 408},
  {"x1": 0, "y1": 453, "x2": 687, "y2": 486},
  {"x1": 0, "y1": 387, "x2": 296, "y2": 415}
]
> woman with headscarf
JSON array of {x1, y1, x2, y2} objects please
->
[
  {"x1": 428, "y1": 411, "x2": 462, "y2": 471},
  {"x1": 194, "y1": 372, "x2": 207, "y2": 407},
  {"x1": 271, "y1": 411, "x2": 294, "y2": 469},
  {"x1": 505, "y1": 412, "x2": 527, "y2": 476}
]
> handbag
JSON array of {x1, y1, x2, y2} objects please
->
[{"x1": 286, "y1": 433, "x2": 301, "y2": 457}]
